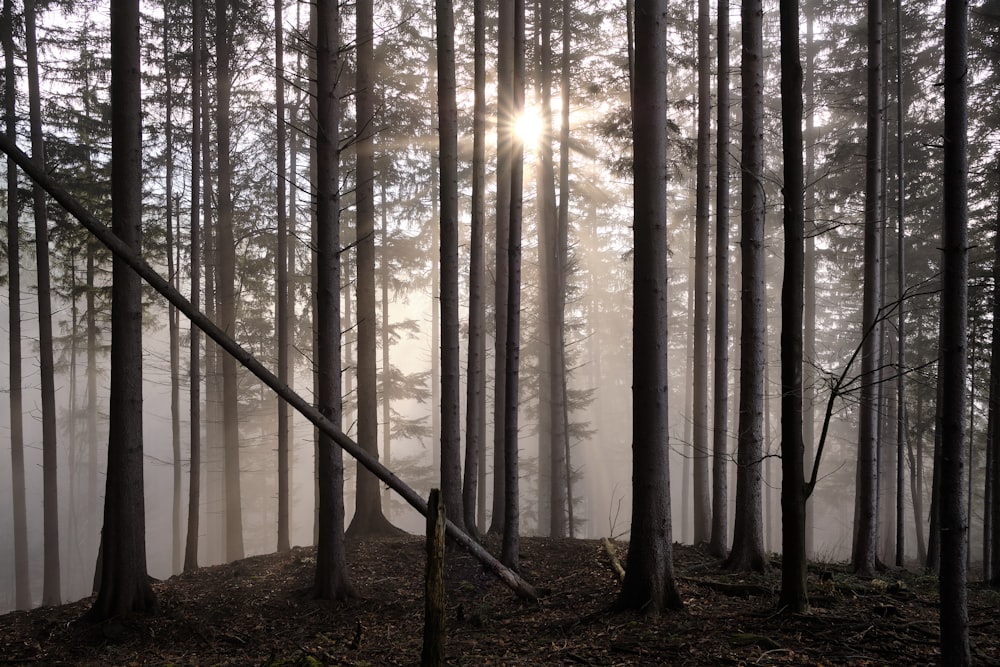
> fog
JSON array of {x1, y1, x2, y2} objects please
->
[{"x1": 0, "y1": 183, "x2": 957, "y2": 614}]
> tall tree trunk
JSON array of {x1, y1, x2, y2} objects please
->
[
  {"x1": 348, "y1": 0, "x2": 394, "y2": 537},
  {"x1": 851, "y1": 0, "x2": 884, "y2": 576},
  {"x1": 184, "y1": 0, "x2": 203, "y2": 574},
  {"x1": 708, "y1": 0, "x2": 730, "y2": 559},
  {"x1": 538, "y1": 0, "x2": 568, "y2": 538},
  {"x1": 691, "y1": 0, "x2": 712, "y2": 546},
  {"x1": 380, "y1": 185, "x2": 393, "y2": 519},
  {"x1": 616, "y1": 0, "x2": 682, "y2": 612},
  {"x1": 802, "y1": 0, "x2": 817, "y2": 561},
  {"x1": 463, "y1": 0, "x2": 487, "y2": 537},
  {"x1": 894, "y1": 0, "x2": 907, "y2": 569},
  {"x1": 275, "y1": 0, "x2": 291, "y2": 554},
  {"x1": 778, "y1": 0, "x2": 808, "y2": 614},
  {"x1": 490, "y1": 0, "x2": 513, "y2": 536},
  {"x1": 313, "y1": 0, "x2": 355, "y2": 601},
  {"x1": 990, "y1": 158, "x2": 1000, "y2": 587},
  {"x1": 435, "y1": 0, "x2": 465, "y2": 534},
  {"x1": 163, "y1": 11, "x2": 183, "y2": 576},
  {"x1": 501, "y1": 0, "x2": 525, "y2": 570},
  {"x1": 86, "y1": 0, "x2": 156, "y2": 618},
  {"x1": 215, "y1": 0, "x2": 244, "y2": 562},
  {"x1": 86, "y1": 244, "x2": 99, "y2": 550},
  {"x1": 2, "y1": 0, "x2": 31, "y2": 610},
  {"x1": 725, "y1": 0, "x2": 767, "y2": 573},
  {"x1": 558, "y1": 0, "x2": 574, "y2": 536},
  {"x1": 26, "y1": 0, "x2": 61, "y2": 606},
  {"x1": 938, "y1": 0, "x2": 970, "y2": 658}
]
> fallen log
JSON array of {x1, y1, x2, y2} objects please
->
[{"x1": 0, "y1": 132, "x2": 539, "y2": 603}]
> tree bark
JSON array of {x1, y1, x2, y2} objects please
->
[
  {"x1": 708, "y1": 0, "x2": 730, "y2": 560},
  {"x1": 894, "y1": 0, "x2": 907, "y2": 569},
  {"x1": 275, "y1": 0, "x2": 291, "y2": 554},
  {"x1": 184, "y1": 0, "x2": 203, "y2": 573},
  {"x1": 2, "y1": 0, "x2": 31, "y2": 610},
  {"x1": 616, "y1": 0, "x2": 682, "y2": 613},
  {"x1": 215, "y1": 0, "x2": 244, "y2": 563},
  {"x1": 490, "y1": 0, "x2": 513, "y2": 537},
  {"x1": 938, "y1": 0, "x2": 970, "y2": 659},
  {"x1": 725, "y1": 0, "x2": 767, "y2": 573},
  {"x1": 991, "y1": 158, "x2": 1000, "y2": 587},
  {"x1": 463, "y1": 0, "x2": 487, "y2": 537},
  {"x1": 163, "y1": 11, "x2": 183, "y2": 575},
  {"x1": 86, "y1": 0, "x2": 156, "y2": 618},
  {"x1": 778, "y1": 0, "x2": 808, "y2": 613},
  {"x1": 348, "y1": 0, "x2": 396, "y2": 537},
  {"x1": 25, "y1": 0, "x2": 62, "y2": 606},
  {"x1": 313, "y1": 0, "x2": 355, "y2": 601},
  {"x1": 851, "y1": 0, "x2": 884, "y2": 576},
  {"x1": 501, "y1": 0, "x2": 525, "y2": 570},
  {"x1": 691, "y1": 0, "x2": 712, "y2": 546},
  {"x1": 435, "y1": 0, "x2": 465, "y2": 535}
]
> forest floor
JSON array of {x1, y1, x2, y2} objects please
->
[{"x1": 1, "y1": 535, "x2": 998, "y2": 666}]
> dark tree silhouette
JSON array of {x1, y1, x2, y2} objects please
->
[
  {"x1": 86, "y1": 0, "x2": 156, "y2": 619},
  {"x1": 778, "y1": 0, "x2": 808, "y2": 614},
  {"x1": 2, "y1": 0, "x2": 31, "y2": 610},
  {"x1": 938, "y1": 0, "x2": 970, "y2": 659},
  {"x1": 313, "y1": 0, "x2": 355, "y2": 601},
  {"x1": 725, "y1": 0, "x2": 768, "y2": 573},
  {"x1": 616, "y1": 0, "x2": 683, "y2": 613}
]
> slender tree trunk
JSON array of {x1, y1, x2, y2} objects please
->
[
  {"x1": 380, "y1": 185, "x2": 393, "y2": 519},
  {"x1": 435, "y1": 0, "x2": 465, "y2": 535},
  {"x1": 691, "y1": 0, "x2": 712, "y2": 546},
  {"x1": 163, "y1": 12, "x2": 183, "y2": 576},
  {"x1": 26, "y1": 0, "x2": 61, "y2": 605},
  {"x1": 928, "y1": 375, "x2": 942, "y2": 571},
  {"x1": 708, "y1": 0, "x2": 730, "y2": 559},
  {"x1": 725, "y1": 0, "x2": 767, "y2": 573},
  {"x1": 275, "y1": 0, "x2": 291, "y2": 554},
  {"x1": 538, "y1": 0, "x2": 568, "y2": 538},
  {"x1": 348, "y1": 0, "x2": 394, "y2": 537},
  {"x1": 2, "y1": 0, "x2": 31, "y2": 610},
  {"x1": 991, "y1": 159, "x2": 1000, "y2": 586},
  {"x1": 490, "y1": 0, "x2": 513, "y2": 537},
  {"x1": 463, "y1": 0, "x2": 487, "y2": 537},
  {"x1": 86, "y1": 244, "x2": 99, "y2": 547},
  {"x1": 894, "y1": 0, "x2": 907, "y2": 569},
  {"x1": 313, "y1": 0, "x2": 355, "y2": 600},
  {"x1": 802, "y1": 0, "x2": 817, "y2": 561},
  {"x1": 86, "y1": 0, "x2": 156, "y2": 618},
  {"x1": 215, "y1": 0, "x2": 244, "y2": 562},
  {"x1": 558, "y1": 0, "x2": 574, "y2": 536},
  {"x1": 202, "y1": 24, "x2": 224, "y2": 564},
  {"x1": 851, "y1": 0, "x2": 884, "y2": 576},
  {"x1": 501, "y1": 0, "x2": 525, "y2": 570},
  {"x1": 778, "y1": 0, "x2": 808, "y2": 613},
  {"x1": 938, "y1": 0, "x2": 970, "y2": 658},
  {"x1": 616, "y1": 0, "x2": 682, "y2": 612},
  {"x1": 184, "y1": 0, "x2": 203, "y2": 574}
]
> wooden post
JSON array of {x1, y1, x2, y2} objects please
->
[{"x1": 422, "y1": 489, "x2": 446, "y2": 666}]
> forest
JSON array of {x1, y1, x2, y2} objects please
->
[{"x1": 0, "y1": 0, "x2": 998, "y2": 661}]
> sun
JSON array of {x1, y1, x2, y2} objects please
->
[{"x1": 513, "y1": 106, "x2": 544, "y2": 147}]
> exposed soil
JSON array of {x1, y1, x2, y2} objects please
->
[{"x1": 1, "y1": 536, "x2": 997, "y2": 665}]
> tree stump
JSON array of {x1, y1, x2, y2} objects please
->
[{"x1": 422, "y1": 489, "x2": 446, "y2": 666}]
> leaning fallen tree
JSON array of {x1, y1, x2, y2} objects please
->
[{"x1": 0, "y1": 132, "x2": 539, "y2": 603}]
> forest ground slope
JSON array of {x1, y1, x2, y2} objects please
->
[{"x1": 1, "y1": 535, "x2": 998, "y2": 665}]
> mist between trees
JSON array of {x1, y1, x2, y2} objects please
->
[{"x1": 0, "y1": 0, "x2": 996, "y2": 651}]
